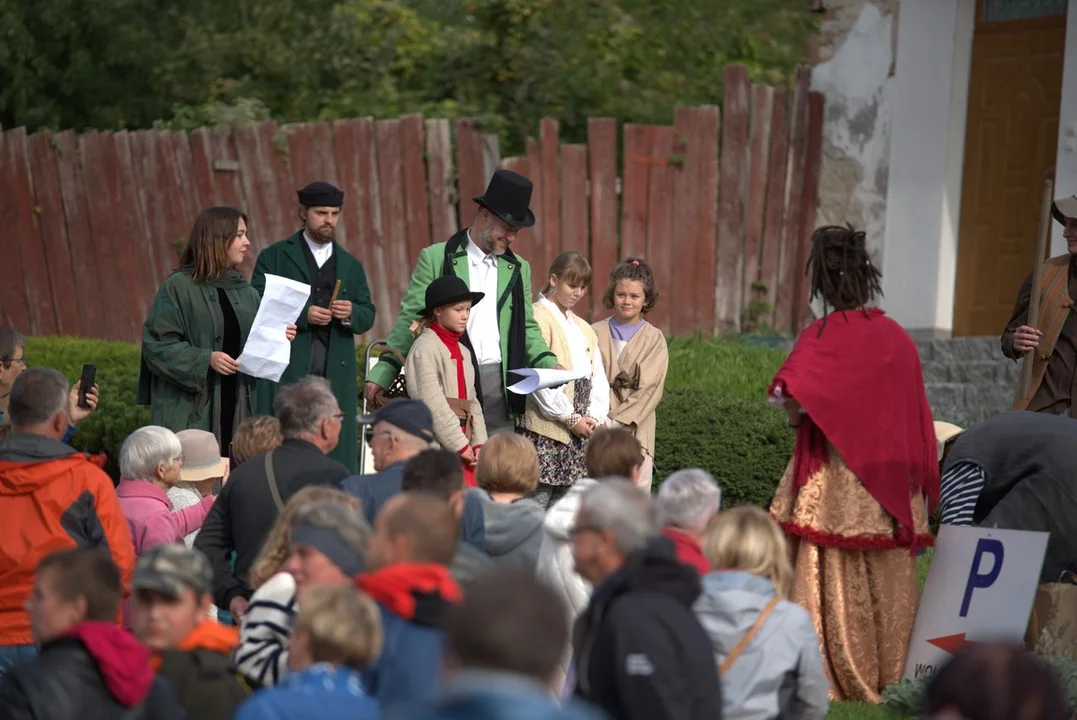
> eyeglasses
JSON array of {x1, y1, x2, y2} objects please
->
[{"x1": 2, "y1": 356, "x2": 26, "y2": 368}]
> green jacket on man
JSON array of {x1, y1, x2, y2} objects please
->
[
  {"x1": 251, "y1": 231, "x2": 376, "y2": 473},
  {"x1": 366, "y1": 229, "x2": 557, "y2": 413}
]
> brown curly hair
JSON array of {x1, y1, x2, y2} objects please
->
[{"x1": 602, "y1": 257, "x2": 658, "y2": 314}]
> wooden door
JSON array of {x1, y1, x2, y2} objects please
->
[{"x1": 952, "y1": 1, "x2": 1066, "y2": 337}]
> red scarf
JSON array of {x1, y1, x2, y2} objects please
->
[
  {"x1": 357, "y1": 563, "x2": 461, "y2": 626},
  {"x1": 769, "y1": 309, "x2": 939, "y2": 538},
  {"x1": 431, "y1": 322, "x2": 467, "y2": 400}
]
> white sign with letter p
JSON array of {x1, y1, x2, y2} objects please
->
[{"x1": 903, "y1": 525, "x2": 1048, "y2": 681}]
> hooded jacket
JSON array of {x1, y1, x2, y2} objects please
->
[
  {"x1": 0, "y1": 434, "x2": 136, "y2": 645},
  {"x1": 694, "y1": 571, "x2": 829, "y2": 720},
  {"x1": 358, "y1": 563, "x2": 461, "y2": 719},
  {"x1": 573, "y1": 537, "x2": 723, "y2": 720},
  {"x1": 469, "y1": 489, "x2": 544, "y2": 573},
  {"x1": 0, "y1": 621, "x2": 184, "y2": 720},
  {"x1": 156, "y1": 619, "x2": 251, "y2": 720}
]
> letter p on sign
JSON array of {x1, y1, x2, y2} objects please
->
[{"x1": 960, "y1": 538, "x2": 1004, "y2": 617}]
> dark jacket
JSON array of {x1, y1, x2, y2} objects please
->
[
  {"x1": 157, "y1": 620, "x2": 253, "y2": 720},
  {"x1": 0, "y1": 622, "x2": 185, "y2": 720},
  {"x1": 574, "y1": 537, "x2": 723, "y2": 720},
  {"x1": 138, "y1": 268, "x2": 261, "y2": 437},
  {"x1": 943, "y1": 410, "x2": 1077, "y2": 582},
  {"x1": 252, "y1": 233, "x2": 377, "y2": 474},
  {"x1": 195, "y1": 438, "x2": 349, "y2": 607},
  {"x1": 340, "y1": 462, "x2": 487, "y2": 552}
]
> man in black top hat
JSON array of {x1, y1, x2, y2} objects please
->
[
  {"x1": 251, "y1": 181, "x2": 376, "y2": 473},
  {"x1": 365, "y1": 170, "x2": 559, "y2": 436}
]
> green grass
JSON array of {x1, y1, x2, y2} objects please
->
[{"x1": 665, "y1": 336, "x2": 787, "y2": 398}]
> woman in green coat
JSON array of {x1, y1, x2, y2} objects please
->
[{"x1": 138, "y1": 206, "x2": 296, "y2": 449}]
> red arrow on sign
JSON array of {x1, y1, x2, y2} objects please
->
[{"x1": 927, "y1": 633, "x2": 975, "y2": 655}]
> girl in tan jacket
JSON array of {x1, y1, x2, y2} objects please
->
[
  {"x1": 404, "y1": 276, "x2": 488, "y2": 478},
  {"x1": 592, "y1": 257, "x2": 668, "y2": 492},
  {"x1": 518, "y1": 251, "x2": 610, "y2": 508}
]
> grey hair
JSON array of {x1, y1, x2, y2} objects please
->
[
  {"x1": 119, "y1": 426, "x2": 183, "y2": 481},
  {"x1": 291, "y1": 501, "x2": 371, "y2": 558},
  {"x1": 274, "y1": 376, "x2": 339, "y2": 437},
  {"x1": 8, "y1": 368, "x2": 69, "y2": 427},
  {"x1": 577, "y1": 478, "x2": 657, "y2": 556},
  {"x1": 657, "y1": 469, "x2": 721, "y2": 533}
]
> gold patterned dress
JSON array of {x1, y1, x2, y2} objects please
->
[{"x1": 768, "y1": 309, "x2": 939, "y2": 703}]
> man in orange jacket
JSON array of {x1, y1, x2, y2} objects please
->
[{"x1": 0, "y1": 368, "x2": 135, "y2": 676}]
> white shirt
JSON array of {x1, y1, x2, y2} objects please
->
[
  {"x1": 532, "y1": 294, "x2": 610, "y2": 423},
  {"x1": 465, "y1": 231, "x2": 502, "y2": 365},
  {"x1": 304, "y1": 232, "x2": 333, "y2": 269}
]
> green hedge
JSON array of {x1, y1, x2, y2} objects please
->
[{"x1": 21, "y1": 335, "x2": 793, "y2": 504}]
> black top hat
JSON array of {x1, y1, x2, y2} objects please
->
[
  {"x1": 298, "y1": 181, "x2": 344, "y2": 208},
  {"x1": 473, "y1": 169, "x2": 536, "y2": 229},
  {"x1": 422, "y1": 276, "x2": 485, "y2": 316}
]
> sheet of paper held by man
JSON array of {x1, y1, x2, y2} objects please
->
[
  {"x1": 507, "y1": 367, "x2": 588, "y2": 394},
  {"x1": 237, "y1": 274, "x2": 311, "y2": 382}
]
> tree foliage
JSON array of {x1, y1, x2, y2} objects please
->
[{"x1": 0, "y1": 0, "x2": 817, "y2": 153}]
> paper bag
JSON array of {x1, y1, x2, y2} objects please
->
[{"x1": 1025, "y1": 573, "x2": 1077, "y2": 659}]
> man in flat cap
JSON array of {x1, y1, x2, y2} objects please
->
[
  {"x1": 1004, "y1": 193, "x2": 1077, "y2": 414},
  {"x1": 252, "y1": 181, "x2": 376, "y2": 472},
  {"x1": 364, "y1": 170, "x2": 559, "y2": 436}
]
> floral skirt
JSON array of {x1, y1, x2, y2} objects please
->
[
  {"x1": 770, "y1": 445, "x2": 930, "y2": 702},
  {"x1": 518, "y1": 378, "x2": 592, "y2": 497}
]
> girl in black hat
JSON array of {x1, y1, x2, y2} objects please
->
[{"x1": 403, "y1": 276, "x2": 489, "y2": 481}]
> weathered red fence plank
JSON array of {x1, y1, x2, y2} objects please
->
[
  {"x1": 645, "y1": 126, "x2": 675, "y2": 334},
  {"x1": 99, "y1": 132, "x2": 150, "y2": 330},
  {"x1": 187, "y1": 128, "x2": 218, "y2": 212},
  {"x1": 670, "y1": 108, "x2": 700, "y2": 337},
  {"x1": 115, "y1": 132, "x2": 161, "y2": 307},
  {"x1": 525, "y1": 137, "x2": 545, "y2": 293},
  {"x1": 587, "y1": 118, "x2": 619, "y2": 320},
  {"x1": 27, "y1": 132, "x2": 81, "y2": 336},
  {"x1": 455, "y1": 119, "x2": 486, "y2": 227},
  {"x1": 425, "y1": 118, "x2": 457, "y2": 244},
  {"x1": 559, "y1": 144, "x2": 589, "y2": 259},
  {"x1": 400, "y1": 114, "x2": 432, "y2": 265},
  {"x1": 743, "y1": 85, "x2": 774, "y2": 329},
  {"x1": 716, "y1": 64, "x2": 751, "y2": 333},
  {"x1": 257, "y1": 122, "x2": 297, "y2": 243},
  {"x1": 695, "y1": 106, "x2": 721, "y2": 335},
  {"x1": 167, "y1": 131, "x2": 200, "y2": 242},
  {"x1": 53, "y1": 130, "x2": 107, "y2": 338},
  {"x1": 760, "y1": 88, "x2": 791, "y2": 330},
  {"x1": 620, "y1": 124, "x2": 650, "y2": 261},
  {"x1": 129, "y1": 132, "x2": 168, "y2": 282},
  {"x1": 791, "y1": 91, "x2": 826, "y2": 333},
  {"x1": 775, "y1": 67, "x2": 811, "y2": 334},
  {"x1": 375, "y1": 119, "x2": 410, "y2": 313},
  {"x1": 540, "y1": 119, "x2": 561, "y2": 258},
  {"x1": 5, "y1": 129, "x2": 56, "y2": 335},
  {"x1": 233, "y1": 123, "x2": 277, "y2": 260}
]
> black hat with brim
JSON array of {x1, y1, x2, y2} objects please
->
[
  {"x1": 473, "y1": 169, "x2": 536, "y2": 229},
  {"x1": 422, "y1": 275, "x2": 485, "y2": 315}
]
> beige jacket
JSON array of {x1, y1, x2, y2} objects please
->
[
  {"x1": 592, "y1": 318, "x2": 668, "y2": 457},
  {"x1": 404, "y1": 328, "x2": 488, "y2": 452}
]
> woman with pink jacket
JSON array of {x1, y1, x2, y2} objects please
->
[{"x1": 116, "y1": 426, "x2": 216, "y2": 554}]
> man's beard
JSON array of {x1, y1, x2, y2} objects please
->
[
  {"x1": 310, "y1": 224, "x2": 335, "y2": 244},
  {"x1": 479, "y1": 229, "x2": 505, "y2": 255}
]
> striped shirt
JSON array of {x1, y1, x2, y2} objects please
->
[
  {"x1": 939, "y1": 461, "x2": 987, "y2": 526},
  {"x1": 235, "y1": 571, "x2": 297, "y2": 688}
]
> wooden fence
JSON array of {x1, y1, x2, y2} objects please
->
[{"x1": 0, "y1": 63, "x2": 825, "y2": 344}]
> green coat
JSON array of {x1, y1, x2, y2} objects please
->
[
  {"x1": 367, "y1": 229, "x2": 558, "y2": 414},
  {"x1": 251, "y1": 232, "x2": 376, "y2": 474},
  {"x1": 137, "y1": 269, "x2": 261, "y2": 438}
]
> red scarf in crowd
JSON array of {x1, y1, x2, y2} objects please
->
[
  {"x1": 357, "y1": 563, "x2": 461, "y2": 627},
  {"x1": 769, "y1": 309, "x2": 939, "y2": 538},
  {"x1": 430, "y1": 321, "x2": 477, "y2": 487}
]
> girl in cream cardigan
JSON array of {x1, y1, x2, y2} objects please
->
[
  {"x1": 592, "y1": 257, "x2": 669, "y2": 492},
  {"x1": 518, "y1": 251, "x2": 610, "y2": 509},
  {"x1": 404, "y1": 276, "x2": 488, "y2": 475}
]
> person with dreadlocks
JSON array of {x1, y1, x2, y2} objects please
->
[{"x1": 766, "y1": 225, "x2": 939, "y2": 704}]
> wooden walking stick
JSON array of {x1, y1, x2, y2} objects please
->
[
  {"x1": 1016, "y1": 178, "x2": 1055, "y2": 403},
  {"x1": 327, "y1": 279, "x2": 342, "y2": 306}
]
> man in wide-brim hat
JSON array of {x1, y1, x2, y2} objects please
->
[
  {"x1": 364, "y1": 170, "x2": 560, "y2": 436},
  {"x1": 251, "y1": 181, "x2": 377, "y2": 473},
  {"x1": 1003, "y1": 194, "x2": 1077, "y2": 416}
]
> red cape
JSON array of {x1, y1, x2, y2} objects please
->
[{"x1": 769, "y1": 309, "x2": 939, "y2": 536}]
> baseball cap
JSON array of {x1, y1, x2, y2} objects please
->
[
  {"x1": 132, "y1": 544, "x2": 213, "y2": 597},
  {"x1": 176, "y1": 429, "x2": 229, "y2": 482},
  {"x1": 358, "y1": 399, "x2": 435, "y2": 443}
]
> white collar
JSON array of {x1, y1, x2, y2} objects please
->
[
  {"x1": 465, "y1": 230, "x2": 497, "y2": 266},
  {"x1": 538, "y1": 294, "x2": 573, "y2": 322},
  {"x1": 303, "y1": 232, "x2": 332, "y2": 254}
]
